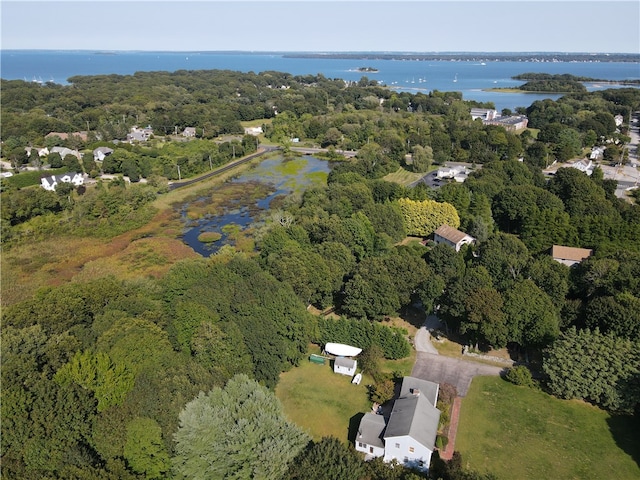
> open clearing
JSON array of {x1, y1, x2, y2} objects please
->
[
  {"x1": 456, "y1": 377, "x2": 640, "y2": 479},
  {"x1": 276, "y1": 340, "x2": 415, "y2": 442}
]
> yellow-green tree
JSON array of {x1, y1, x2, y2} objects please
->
[{"x1": 396, "y1": 197, "x2": 460, "y2": 237}]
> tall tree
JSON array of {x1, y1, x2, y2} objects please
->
[
  {"x1": 503, "y1": 279, "x2": 560, "y2": 349},
  {"x1": 172, "y1": 374, "x2": 309, "y2": 480},
  {"x1": 123, "y1": 417, "x2": 170, "y2": 479},
  {"x1": 477, "y1": 232, "x2": 530, "y2": 291},
  {"x1": 543, "y1": 327, "x2": 640, "y2": 413},
  {"x1": 284, "y1": 436, "x2": 366, "y2": 480}
]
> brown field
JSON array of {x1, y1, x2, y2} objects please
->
[{"x1": 1, "y1": 156, "x2": 268, "y2": 307}]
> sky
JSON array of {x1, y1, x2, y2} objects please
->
[{"x1": 1, "y1": 1, "x2": 639, "y2": 53}]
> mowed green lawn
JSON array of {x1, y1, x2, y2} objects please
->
[
  {"x1": 456, "y1": 377, "x2": 640, "y2": 480},
  {"x1": 276, "y1": 349, "x2": 373, "y2": 442}
]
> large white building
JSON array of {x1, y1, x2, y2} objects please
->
[
  {"x1": 355, "y1": 377, "x2": 441, "y2": 472},
  {"x1": 41, "y1": 171, "x2": 85, "y2": 191}
]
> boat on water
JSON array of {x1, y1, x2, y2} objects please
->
[
  {"x1": 453, "y1": 73, "x2": 458, "y2": 83},
  {"x1": 352, "y1": 373, "x2": 362, "y2": 385},
  {"x1": 324, "y1": 342, "x2": 362, "y2": 357}
]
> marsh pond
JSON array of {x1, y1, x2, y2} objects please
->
[{"x1": 180, "y1": 154, "x2": 331, "y2": 256}]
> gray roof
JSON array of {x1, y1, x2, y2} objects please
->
[
  {"x1": 399, "y1": 377, "x2": 439, "y2": 407},
  {"x1": 334, "y1": 357, "x2": 356, "y2": 369},
  {"x1": 383, "y1": 393, "x2": 440, "y2": 450},
  {"x1": 357, "y1": 413, "x2": 386, "y2": 448},
  {"x1": 50, "y1": 146, "x2": 80, "y2": 159},
  {"x1": 93, "y1": 146, "x2": 114, "y2": 155}
]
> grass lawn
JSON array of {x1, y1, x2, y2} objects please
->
[
  {"x1": 276, "y1": 335, "x2": 417, "y2": 443},
  {"x1": 456, "y1": 376, "x2": 640, "y2": 480},
  {"x1": 383, "y1": 167, "x2": 425, "y2": 186},
  {"x1": 276, "y1": 345, "x2": 373, "y2": 442}
]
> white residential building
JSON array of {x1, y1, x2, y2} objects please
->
[
  {"x1": 433, "y1": 225, "x2": 476, "y2": 252},
  {"x1": 41, "y1": 172, "x2": 85, "y2": 191},
  {"x1": 356, "y1": 377, "x2": 441, "y2": 472}
]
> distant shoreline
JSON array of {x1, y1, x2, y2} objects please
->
[
  {"x1": 2, "y1": 50, "x2": 639, "y2": 63},
  {"x1": 283, "y1": 52, "x2": 640, "y2": 63}
]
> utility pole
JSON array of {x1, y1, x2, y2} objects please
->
[
  {"x1": 176, "y1": 164, "x2": 181, "y2": 180},
  {"x1": 209, "y1": 155, "x2": 213, "y2": 170}
]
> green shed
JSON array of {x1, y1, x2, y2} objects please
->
[{"x1": 309, "y1": 354, "x2": 326, "y2": 365}]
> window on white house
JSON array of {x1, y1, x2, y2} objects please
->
[
  {"x1": 395, "y1": 443, "x2": 400, "y2": 449},
  {"x1": 409, "y1": 447, "x2": 415, "y2": 453}
]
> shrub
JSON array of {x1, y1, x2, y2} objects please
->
[
  {"x1": 367, "y1": 375, "x2": 396, "y2": 404},
  {"x1": 436, "y1": 435, "x2": 449, "y2": 450},
  {"x1": 504, "y1": 365, "x2": 534, "y2": 387}
]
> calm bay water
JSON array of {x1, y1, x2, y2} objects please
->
[{"x1": 2, "y1": 50, "x2": 639, "y2": 111}]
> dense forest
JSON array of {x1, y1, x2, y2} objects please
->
[{"x1": 1, "y1": 68, "x2": 640, "y2": 479}]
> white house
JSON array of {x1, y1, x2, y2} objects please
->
[
  {"x1": 570, "y1": 159, "x2": 593, "y2": 175},
  {"x1": 356, "y1": 377, "x2": 441, "y2": 472},
  {"x1": 483, "y1": 115, "x2": 529, "y2": 131},
  {"x1": 333, "y1": 357, "x2": 357, "y2": 376},
  {"x1": 436, "y1": 167, "x2": 461, "y2": 179},
  {"x1": 356, "y1": 413, "x2": 387, "y2": 458},
  {"x1": 127, "y1": 125, "x2": 153, "y2": 143},
  {"x1": 182, "y1": 127, "x2": 196, "y2": 138},
  {"x1": 41, "y1": 171, "x2": 84, "y2": 191},
  {"x1": 50, "y1": 146, "x2": 81, "y2": 160},
  {"x1": 244, "y1": 126, "x2": 263, "y2": 136},
  {"x1": 590, "y1": 147, "x2": 605, "y2": 160},
  {"x1": 433, "y1": 225, "x2": 476, "y2": 252},
  {"x1": 25, "y1": 147, "x2": 49, "y2": 158},
  {"x1": 93, "y1": 146, "x2": 114, "y2": 162},
  {"x1": 470, "y1": 108, "x2": 498, "y2": 121}
]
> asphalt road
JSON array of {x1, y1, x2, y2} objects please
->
[
  {"x1": 411, "y1": 352, "x2": 506, "y2": 397},
  {"x1": 168, "y1": 145, "x2": 279, "y2": 190}
]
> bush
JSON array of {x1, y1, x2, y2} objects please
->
[
  {"x1": 504, "y1": 365, "x2": 534, "y2": 387},
  {"x1": 367, "y1": 375, "x2": 396, "y2": 404},
  {"x1": 436, "y1": 435, "x2": 449, "y2": 450}
]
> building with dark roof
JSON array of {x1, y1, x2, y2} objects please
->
[{"x1": 355, "y1": 377, "x2": 440, "y2": 472}]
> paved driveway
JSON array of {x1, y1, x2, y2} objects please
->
[{"x1": 411, "y1": 352, "x2": 506, "y2": 397}]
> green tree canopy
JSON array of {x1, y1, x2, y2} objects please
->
[
  {"x1": 172, "y1": 374, "x2": 310, "y2": 480},
  {"x1": 397, "y1": 197, "x2": 460, "y2": 237},
  {"x1": 543, "y1": 327, "x2": 640, "y2": 413},
  {"x1": 284, "y1": 436, "x2": 366, "y2": 480}
]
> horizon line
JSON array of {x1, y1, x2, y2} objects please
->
[{"x1": 2, "y1": 49, "x2": 639, "y2": 56}]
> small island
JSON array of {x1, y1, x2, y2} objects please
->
[
  {"x1": 197, "y1": 231, "x2": 222, "y2": 243},
  {"x1": 357, "y1": 66, "x2": 379, "y2": 73},
  {"x1": 485, "y1": 72, "x2": 640, "y2": 94}
]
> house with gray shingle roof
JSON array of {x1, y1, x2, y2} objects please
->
[
  {"x1": 355, "y1": 377, "x2": 440, "y2": 472},
  {"x1": 334, "y1": 357, "x2": 357, "y2": 376},
  {"x1": 93, "y1": 146, "x2": 114, "y2": 162},
  {"x1": 182, "y1": 127, "x2": 196, "y2": 138},
  {"x1": 41, "y1": 171, "x2": 84, "y2": 191},
  {"x1": 50, "y1": 146, "x2": 81, "y2": 160}
]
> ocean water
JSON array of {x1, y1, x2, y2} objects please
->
[{"x1": 2, "y1": 50, "x2": 639, "y2": 111}]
